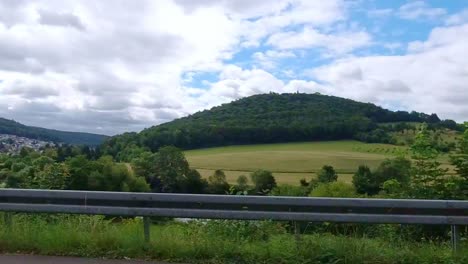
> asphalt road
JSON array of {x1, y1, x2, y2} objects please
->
[{"x1": 0, "y1": 255, "x2": 175, "y2": 264}]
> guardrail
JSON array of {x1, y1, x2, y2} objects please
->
[{"x1": 0, "y1": 189, "x2": 467, "y2": 252}]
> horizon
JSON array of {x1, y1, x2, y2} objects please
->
[{"x1": 1, "y1": 1, "x2": 468, "y2": 135}]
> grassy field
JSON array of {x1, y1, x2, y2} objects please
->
[
  {"x1": 186, "y1": 141, "x2": 407, "y2": 185},
  {"x1": 1, "y1": 214, "x2": 466, "y2": 264},
  {"x1": 185, "y1": 140, "x2": 455, "y2": 185}
]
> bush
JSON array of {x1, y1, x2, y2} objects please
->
[
  {"x1": 250, "y1": 170, "x2": 277, "y2": 195},
  {"x1": 317, "y1": 165, "x2": 338, "y2": 183},
  {"x1": 207, "y1": 169, "x2": 230, "y2": 194},
  {"x1": 353, "y1": 165, "x2": 378, "y2": 195},
  {"x1": 310, "y1": 182, "x2": 356, "y2": 198},
  {"x1": 353, "y1": 157, "x2": 412, "y2": 196},
  {"x1": 236, "y1": 175, "x2": 249, "y2": 191},
  {"x1": 270, "y1": 185, "x2": 308, "y2": 197}
]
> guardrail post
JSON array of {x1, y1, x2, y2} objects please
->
[
  {"x1": 3, "y1": 212, "x2": 12, "y2": 229},
  {"x1": 451, "y1": 225, "x2": 460, "y2": 254},
  {"x1": 294, "y1": 221, "x2": 301, "y2": 247},
  {"x1": 143, "y1": 217, "x2": 151, "y2": 243}
]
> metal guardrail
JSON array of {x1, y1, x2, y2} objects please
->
[{"x1": 0, "y1": 189, "x2": 467, "y2": 252}]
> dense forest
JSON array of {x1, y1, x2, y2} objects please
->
[
  {"x1": 102, "y1": 93, "x2": 460, "y2": 157},
  {"x1": 0, "y1": 118, "x2": 108, "y2": 145}
]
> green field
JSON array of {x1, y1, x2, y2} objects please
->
[{"x1": 185, "y1": 140, "x2": 414, "y2": 185}]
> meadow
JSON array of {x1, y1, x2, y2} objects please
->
[{"x1": 186, "y1": 140, "x2": 408, "y2": 185}]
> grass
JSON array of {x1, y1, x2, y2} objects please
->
[
  {"x1": 186, "y1": 140, "x2": 412, "y2": 185},
  {"x1": 1, "y1": 214, "x2": 467, "y2": 264}
]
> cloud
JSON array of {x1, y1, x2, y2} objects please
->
[
  {"x1": 267, "y1": 27, "x2": 372, "y2": 56},
  {"x1": 252, "y1": 50, "x2": 296, "y2": 69},
  {"x1": 445, "y1": 9, "x2": 468, "y2": 25},
  {"x1": 38, "y1": 9, "x2": 85, "y2": 30},
  {"x1": 398, "y1": 1, "x2": 446, "y2": 21}
]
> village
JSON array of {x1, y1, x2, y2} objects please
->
[{"x1": 0, "y1": 134, "x2": 55, "y2": 155}]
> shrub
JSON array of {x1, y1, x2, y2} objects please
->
[
  {"x1": 353, "y1": 165, "x2": 379, "y2": 195},
  {"x1": 310, "y1": 182, "x2": 356, "y2": 198},
  {"x1": 207, "y1": 169, "x2": 230, "y2": 194},
  {"x1": 317, "y1": 165, "x2": 338, "y2": 183},
  {"x1": 250, "y1": 170, "x2": 277, "y2": 195}
]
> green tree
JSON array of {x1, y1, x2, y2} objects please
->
[
  {"x1": 32, "y1": 156, "x2": 55, "y2": 171},
  {"x1": 207, "y1": 169, "x2": 230, "y2": 194},
  {"x1": 353, "y1": 157, "x2": 411, "y2": 196},
  {"x1": 152, "y1": 146, "x2": 191, "y2": 192},
  {"x1": 375, "y1": 157, "x2": 412, "y2": 186},
  {"x1": 236, "y1": 175, "x2": 249, "y2": 192},
  {"x1": 409, "y1": 124, "x2": 448, "y2": 198},
  {"x1": 449, "y1": 123, "x2": 468, "y2": 198},
  {"x1": 131, "y1": 151, "x2": 157, "y2": 180},
  {"x1": 36, "y1": 163, "x2": 70, "y2": 190},
  {"x1": 317, "y1": 165, "x2": 338, "y2": 183},
  {"x1": 250, "y1": 170, "x2": 276, "y2": 195},
  {"x1": 66, "y1": 155, "x2": 98, "y2": 190},
  {"x1": 352, "y1": 165, "x2": 376, "y2": 195},
  {"x1": 182, "y1": 169, "x2": 208, "y2": 194}
]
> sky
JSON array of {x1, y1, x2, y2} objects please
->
[{"x1": 0, "y1": 0, "x2": 467, "y2": 135}]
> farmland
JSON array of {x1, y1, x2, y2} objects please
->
[{"x1": 186, "y1": 140, "x2": 412, "y2": 185}]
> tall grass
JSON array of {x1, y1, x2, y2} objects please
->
[{"x1": 0, "y1": 213, "x2": 466, "y2": 264}]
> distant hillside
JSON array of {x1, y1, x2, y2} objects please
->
[
  {"x1": 102, "y1": 93, "x2": 460, "y2": 156},
  {"x1": 0, "y1": 118, "x2": 108, "y2": 146}
]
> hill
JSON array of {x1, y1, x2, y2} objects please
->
[
  {"x1": 0, "y1": 118, "x2": 108, "y2": 145},
  {"x1": 102, "y1": 93, "x2": 460, "y2": 157}
]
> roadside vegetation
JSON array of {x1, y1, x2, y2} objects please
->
[{"x1": 1, "y1": 214, "x2": 467, "y2": 264}]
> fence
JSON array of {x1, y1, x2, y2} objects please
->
[{"x1": 0, "y1": 188, "x2": 467, "y2": 252}]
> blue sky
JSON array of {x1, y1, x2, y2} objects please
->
[{"x1": 0, "y1": 0, "x2": 467, "y2": 134}]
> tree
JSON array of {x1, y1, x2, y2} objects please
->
[
  {"x1": 131, "y1": 151, "x2": 157, "y2": 180},
  {"x1": 352, "y1": 157, "x2": 412, "y2": 196},
  {"x1": 66, "y1": 155, "x2": 98, "y2": 190},
  {"x1": 409, "y1": 124, "x2": 448, "y2": 198},
  {"x1": 451, "y1": 123, "x2": 468, "y2": 179},
  {"x1": 36, "y1": 163, "x2": 70, "y2": 190},
  {"x1": 317, "y1": 165, "x2": 338, "y2": 183},
  {"x1": 250, "y1": 170, "x2": 276, "y2": 194},
  {"x1": 181, "y1": 169, "x2": 208, "y2": 194},
  {"x1": 236, "y1": 175, "x2": 249, "y2": 191},
  {"x1": 153, "y1": 146, "x2": 191, "y2": 193},
  {"x1": 449, "y1": 123, "x2": 468, "y2": 198},
  {"x1": 375, "y1": 157, "x2": 412, "y2": 187},
  {"x1": 207, "y1": 169, "x2": 230, "y2": 194},
  {"x1": 352, "y1": 165, "x2": 376, "y2": 195}
]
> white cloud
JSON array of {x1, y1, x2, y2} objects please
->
[
  {"x1": 267, "y1": 27, "x2": 372, "y2": 56},
  {"x1": 398, "y1": 1, "x2": 446, "y2": 21},
  {"x1": 445, "y1": 9, "x2": 468, "y2": 25},
  {"x1": 252, "y1": 50, "x2": 296, "y2": 69}
]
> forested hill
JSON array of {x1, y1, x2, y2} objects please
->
[
  {"x1": 0, "y1": 118, "x2": 108, "y2": 145},
  {"x1": 101, "y1": 93, "x2": 458, "y2": 156}
]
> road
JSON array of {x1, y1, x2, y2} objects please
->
[{"x1": 0, "y1": 255, "x2": 176, "y2": 264}]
